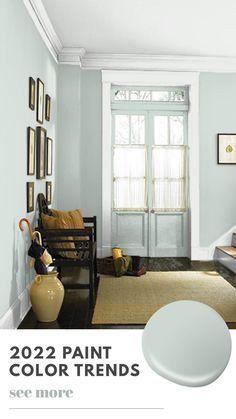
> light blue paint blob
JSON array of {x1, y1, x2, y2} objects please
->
[{"x1": 142, "y1": 300, "x2": 231, "y2": 387}]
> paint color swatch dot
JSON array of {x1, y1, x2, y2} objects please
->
[{"x1": 142, "y1": 300, "x2": 231, "y2": 387}]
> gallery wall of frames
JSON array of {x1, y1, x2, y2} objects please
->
[{"x1": 26, "y1": 77, "x2": 53, "y2": 212}]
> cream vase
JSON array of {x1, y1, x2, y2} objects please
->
[{"x1": 29, "y1": 273, "x2": 65, "y2": 322}]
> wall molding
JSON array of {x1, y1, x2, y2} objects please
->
[
  {"x1": 23, "y1": 0, "x2": 62, "y2": 62},
  {"x1": 59, "y1": 47, "x2": 86, "y2": 65},
  {"x1": 82, "y1": 53, "x2": 236, "y2": 72},
  {"x1": 0, "y1": 289, "x2": 31, "y2": 329}
]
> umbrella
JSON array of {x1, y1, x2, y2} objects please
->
[{"x1": 19, "y1": 218, "x2": 52, "y2": 275}]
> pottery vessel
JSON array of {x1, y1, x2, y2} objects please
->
[{"x1": 29, "y1": 272, "x2": 64, "y2": 322}]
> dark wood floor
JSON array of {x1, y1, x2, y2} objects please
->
[{"x1": 18, "y1": 258, "x2": 236, "y2": 330}]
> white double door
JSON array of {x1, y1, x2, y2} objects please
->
[{"x1": 111, "y1": 110, "x2": 189, "y2": 257}]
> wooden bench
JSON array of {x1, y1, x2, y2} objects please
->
[{"x1": 36, "y1": 193, "x2": 98, "y2": 305}]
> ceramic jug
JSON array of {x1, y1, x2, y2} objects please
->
[{"x1": 29, "y1": 272, "x2": 64, "y2": 322}]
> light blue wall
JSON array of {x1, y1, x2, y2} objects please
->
[
  {"x1": 57, "y1": 68, "x2": 102, "y2": 246},
  {"x1": 75, "y1": 71, "x2": 236, "y2": 250},
  {"x1": 57, "y1": 66, "x2": 81, "y2": 209},
  {"x1": 199, "y1": 73, "x2": 236, "y2": 246},
  {"x1": 4, "y1": 1, "x2": 236, "y2": 328},
  {"x1": 80, "y1": 71, "x2": 102, "y2": 245},
  {"x1": 0, "y1": 0, "x2": 58, "y2": 321}
]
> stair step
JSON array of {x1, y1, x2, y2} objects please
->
[
  {"x1": 232, "y1": 233, "x2": 236, "y2": 247},
  {"x1": 216, "y1": 246, "x2": 236, "y2": 259},
  {"x1": 216, "y1": 246, "x2": 236, "y2": 273}
]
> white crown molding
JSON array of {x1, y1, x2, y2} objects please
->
[
  {"x1": 23, "y1": 0, "x2": 62, "y2": 62},
  {"x1": 82, "y1": 53, "x2": 236, "y2": 72},
  {"x1": 59, "y1": 47, "x2": 86, "y2": 65}
]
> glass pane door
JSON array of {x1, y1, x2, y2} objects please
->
[
  {"x1": 149, "y1": 111, "x2": 188, "y2": 257},
  {"x1": 111, "y1": 112, "x2": 148, "y2": 256},
  {"x1": 112, "y1": 110, "x2": 189, "y2": 257}
]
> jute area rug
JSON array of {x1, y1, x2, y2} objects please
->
[{"x1": 92, "y1": 271, "x2": 236, "y2": 324}]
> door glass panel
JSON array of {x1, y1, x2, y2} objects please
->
[
  {"x1": 115, "y1": 115, "x2": 129, "y2": 144},
  {"x1": 114, "y1": 178, "x2": 146, "y2": 209},
  {"x1": 113, "y1": 146, "x2": 146, "y2": 209},
  {"x1": 131, "y1": 115, "x2": 145, "y2": 144},
  {"x1": 170, "y1": 116, "x2": 184, "y2": 144},
  {"x1": 114, "y1": 147, "x2": 146, "y2": 177},
  {"x1": 153, "y1": 179, "x2": 186, "y2": 210},
  {"x1": 152, "y1": 147, "x2": 185, "y2": 178},
  {"x1": 154, "y1": 116, "x2": 168, "y2": 145},
  {"x1": 152, "y1": 147, "x2": 186, "y2": 211}
]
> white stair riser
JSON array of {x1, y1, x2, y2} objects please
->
[
  {"x1": 215, "y1": 248, "x2": 236, "y2": 274},
  {"x1": 231, "y1": 233, "x2": 236, "y2": 247}
]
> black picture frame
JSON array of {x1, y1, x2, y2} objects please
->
[
  {"x1": 36, "y1": 127, "x2": 46, "y2": 179},
  {"x1": 46, "y1": 137, "x2": 53, "y2": 176},
  {"x1": 36, "y1": 78, "x2": 44, "y2": 124},
  {"x1": 27, "y1": 182, "x2": 34, "y2": 212},
  {"x1": 45, "y1": 94, "x2": 51, "y2": 121},
  {"x1": 46, "y1": 181, "x2": 52, "y2": 205},
  {"x1": 29, "y1": 77, "x2": 35, "y2": 110},
  {"x1": 27, "y1": 127, "x2": 35, "y2": 175},
  {"x1": 217, "y1": 133, "x2": 236, "y2": 164}
]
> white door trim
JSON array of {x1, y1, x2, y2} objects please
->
[{"x1": 102, "y1": 71, "x2": 200, "y2": 259}]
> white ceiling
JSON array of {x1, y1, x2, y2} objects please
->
[{"x1": 41, "y1": 0, "x2": 236, "y2": 57}]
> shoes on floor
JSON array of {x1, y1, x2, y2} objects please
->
[{"x1": 126, "y1": 265, "x2": 146, "y2": 277}]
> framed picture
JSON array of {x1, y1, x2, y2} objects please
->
[
  {"x1": 46, "y1": 181, "x2": 52, "y2": 205},
  {"x1": 27, "y1": 182, "x2": 34, "y2": 212},
  {"x1": 217, "y1": 133, "x2": 236, "y2": 164},
  {"x1": 36, "y1": 127, "x2": 46, "y2": 179},
  {"x1": 45, "y1": 94, "x2": 51, "y2": 121},
  {"x1": 29, "y1": 77, "x2": 35, "y2": 110},
  {"x1": 46, "y1": 137, "x2": 53, "y2": 175},
  {"x1": 36, "y1": 78, "x2": 44, "y2": 124},
  {"x1": 27, "y1": 127, "x2": 35, "y2": 175}
]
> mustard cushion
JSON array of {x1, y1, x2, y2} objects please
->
[
  {"x1": 41, "y1": 213, "x2": 77, "y2": 258},
  {"x1": 51, "y1": 209, "x2": 87, "y2": 240}
]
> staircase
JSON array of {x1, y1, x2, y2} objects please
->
[{"x1": 216, "y1": 232, "x2": 236, "y2": 273}]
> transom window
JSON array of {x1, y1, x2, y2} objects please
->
[{"x1": 112, "y1": 86, "x2": 188, "y2": 104}]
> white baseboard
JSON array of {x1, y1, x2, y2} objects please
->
[
  {"x1": 101, "y1": 225, "x2": 236, "y2": 261},
  {"x1": 0, "y1": 288, "x2": 31, "y2": 329},
  {"x1": 100, "y1": 246, "x2": 112, "y2": 258},
  {"x1": 101, "y1": 245, "x2": 213, "y2": 260},
  {"x1": 194, "y1": 225, "x2": 236, "y2": 261},
  {"x1": 191, "y1": 247, "x2": 211, "y2": 261},
  {"x1": 97, "y1": 247, "x2": 103, "y2": 258}
]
